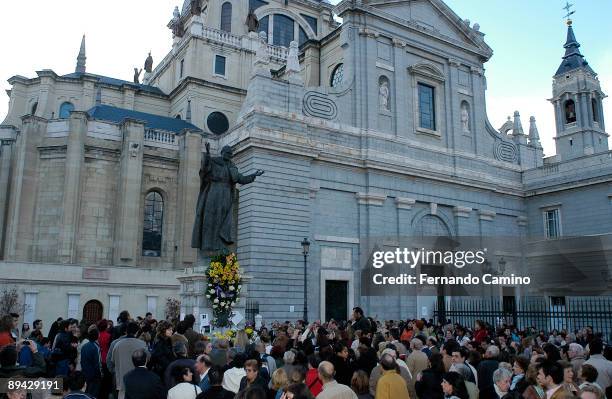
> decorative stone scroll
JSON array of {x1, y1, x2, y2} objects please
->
[{"x1": 303, "y1": 91, "x2": 338, "y2": 120}]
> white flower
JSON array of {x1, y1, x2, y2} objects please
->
[
  {"x1": 229, "y1": 286, "x2": 235, "y2": 291},
  {"x1": 209, "y1": 289, "x2": 215, "y2": 294},
  {"x1": 214, "y1": 298, "x2": 219, "y2": 303},
  {"x1": 206, "y1": 294, "x2": 211, "y2": 299},
  {"x1": 213, "y1": 304, "x2": 218, "y2": 309}
]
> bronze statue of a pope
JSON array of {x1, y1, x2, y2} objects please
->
[{"x1": 191, "y1": 142, "x2": 264, "y2": 253}]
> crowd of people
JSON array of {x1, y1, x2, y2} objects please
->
[{"x1": 1, "y1": 307, "x2": 612, "y2": 399}]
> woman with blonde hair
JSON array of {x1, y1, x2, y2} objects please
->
[
  {"x1": 234, "y1": 329, "x2": 249, "y2": 353},
  {"x1": 271, "y1": 367, "x2": 290, "y2": 399}
]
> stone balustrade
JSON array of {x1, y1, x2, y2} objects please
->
[{"x1": 144, "y1": 129, "x2": 178, "y2": 150}]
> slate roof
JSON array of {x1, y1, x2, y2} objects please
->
[
  {"x1": 555, "y1": 25, "x2": 595, "y2": 77},
  {"x1": 62, "y1": 72, "x2": 167, "y2": 96},
  {"x1": 87, "y1": 105, "x2": 202, "y2": 133}
]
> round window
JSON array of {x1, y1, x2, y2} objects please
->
[
  {"x1": 330, "y1": 63, "x2": 344, "y2": 87},
  {"x1": 207, "y1": 112, "x2": 229, "y2": 135}
]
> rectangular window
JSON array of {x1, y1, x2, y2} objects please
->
[
  {"x1": 544, "y1": 209, "x2": 560, "y2": 238},
  {"x1": 214, "y1": 55, "x2": 226, "y2": 76},
  {"x1": 180, "y1": 59, "x2": 184, "y2": 78},
  {"x1": 67, "y1": 294, "x2": 80, "y2": 319},
  {"x1": 108, "y1": 295, "x2": 120, "y2": 324},
  {"x1": 418, "y1": 83, "x2": 435, "y2": 130},
  {"x1": 147, "y1": 296, "x2": 157, "y2": 316},
  {"x1": 24, "y1": 292, "x2": 37, "y2": 326}
]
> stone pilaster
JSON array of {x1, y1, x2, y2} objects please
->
[
  {"x1": 176, "y1": 131, "x2": 202, "y2": 267},
  {"x1": 0, "y1": 126, "x2": 19, "y2": 259},
  {"x1": 58, "y1": 112, "x2": 88, "y2": 263},
  {"x1": 122, "y1": 86, "x2": 136, "y2": 110},
  {"x1": 113, "y1": 118, "x2": 145, "y2": 265},
  {"x1": 5, "y1": 116, "x2": 47, "y2": 261},
  {"x1": 453, "y1": 205, "x2": 473, "y2": 236}
]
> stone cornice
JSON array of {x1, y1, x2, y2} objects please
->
[
  {"x1": 479, "y1": 210, "x2": 496, "y2": 221},
  {"x1": 395, "y1": 197, "x2": 416, "y2": 209},
  {"x1": 453, "y1": 206, "x2": 472, "y2": 218},
  {"x1": 356, "y1": 192, "x2": 387, "y2": 206},
  {"x1": 334, "y1": 0, "x2": 492, "y2": 60},
  {"x1": 169, "y1": 76, "x2": 247, "y2": 99}
]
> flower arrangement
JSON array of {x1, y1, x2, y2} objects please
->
[
  {"x1": 205, "y1": 252, "x2": 242, "y2": 327},
  {"x1": 212, "y1": 329, "x2": 236, "y2": 341}
]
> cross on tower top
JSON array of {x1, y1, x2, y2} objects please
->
[{"x1": 563, "y1": 1, "x2": 575, "y2": 25}]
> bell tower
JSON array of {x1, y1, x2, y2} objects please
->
[{"x1": 550, "y1": 10, "x2": 607, "y2": 160}]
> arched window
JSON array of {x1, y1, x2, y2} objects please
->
[
  {"x1": 592, "y1": 98, "x2": 599, "y2": 123},
  {"x1": 31, "y1": 102, "x2": 38, "y2": 115},
  {"x1": 564, "y1": 99, "x2": 576, "y2": 124},
  {"x1": 59, "y1": 102, "x2": 75, "y2": 119},
  {"x1": 175, "y1": 114, "x2": 182, "y2": 120},
  {"x1": 330, "y1": 63, "x2": 344, "y2": 87},
  {"x1": 273, "y1": 14, "x2": 294, "y2": 47},
  {"x1": 143, "y1": 191, "x2": 163, "y2": 257},
  {"x1": 220, "y1": 2, "x2": 232, "y2": 33},
  {"x1": 258, "y1": 15, "x2": 269, "y2": 38},
  {"x1": 415, "y1": 215, "x2": 451, "y2": 237},
  {"x1": 207, "y1": 112, "x2": 229, "y2": 135}
]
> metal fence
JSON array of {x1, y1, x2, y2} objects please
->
[
  {"x1": 433, "y1": 296, "x2": 612, "y2": 340},
  {"x1": 245, "y1": 300, "x2": 259, "y2": 324}
]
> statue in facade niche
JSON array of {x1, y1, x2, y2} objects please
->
[
  {"x1": 144, "y1": 52, "x2": 153, "y2": 73},
  {"x1": 461, "y1": 102, "x2": 470, "y2": 132},
  {"x1": 192, "y1": 142, "x2": 264, "y2": 253},
  {"x1": 246, "y1": 8, "x2": 259, "y2": 32},
  {"x1": 379, "y1": 80, "x2": 390, "y2": 110}
]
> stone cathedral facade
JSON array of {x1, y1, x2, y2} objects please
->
[{"x1": 0, "y1": 0, "x2": 610, "y2": 327}]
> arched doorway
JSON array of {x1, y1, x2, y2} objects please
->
[{"x1": 82, "y1": 300, "x2": 104, "y2": 324}]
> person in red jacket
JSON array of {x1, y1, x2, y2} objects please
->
[
  {"x1": 0, "y1": 315, "x2": 16, "y2": 349},
  {"x1": 305, "y1": 355, "x2": 323, "y2": 397},
  {"x1": 474, "y1": 320, "x2": 488, "y2": 344}
]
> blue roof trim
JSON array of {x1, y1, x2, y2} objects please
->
[
  {"x1": 87, "y1": 105, "x2": 202, "y2": 134},
  {"x1": 62, "y1": 72, "x2": 167, "y2": 96}
]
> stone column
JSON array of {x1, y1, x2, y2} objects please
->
[
  {"x1": 113, "y1": 118, "x2": 145, "y2": 265},
  {"x1": 176, "y1": 131, "x2": 203, "y2": 267},
  {"x1": 0, "y1": 127, "x2": 18, "y2": 259},
  {"x1": 5, "y1": 116, "x2": 47, "y2": 260},
  {"x1": 58, "y1": 112, "x2": 88, "y2": 263}
]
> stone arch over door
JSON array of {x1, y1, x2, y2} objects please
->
[
  {"x1": 82, "y1": 300, "x2": 104, "y2": 324},
  {"x1": 411, "y1": 210, "x2": 455, "y2": 321}
]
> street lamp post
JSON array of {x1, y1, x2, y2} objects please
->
[{"x1": 301, "y1": 237, "x2": 310, "y2": 323}]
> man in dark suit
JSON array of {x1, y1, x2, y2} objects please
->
[
  {"x1": 123, "y1": 348, "x2": 166, "y2": 399},
  {"x1": 197, "y1": 366, "x2": 234, "y2": 399}
]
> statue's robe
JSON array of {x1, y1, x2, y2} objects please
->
[{"x1": 191, "y1": 154, "x2": 255, "y2": 252}]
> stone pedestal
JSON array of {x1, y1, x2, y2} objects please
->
[{"x1": 177, "y1": 254, "x2": 251, "y2": 333}]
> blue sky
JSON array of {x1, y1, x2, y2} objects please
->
[{"x1": 0, "y1": 0, "x2": 610, "y2": 156}]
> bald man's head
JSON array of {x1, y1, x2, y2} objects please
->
[{"x1": 318, "y1": 360, "x2": 335, "y2": 382}]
